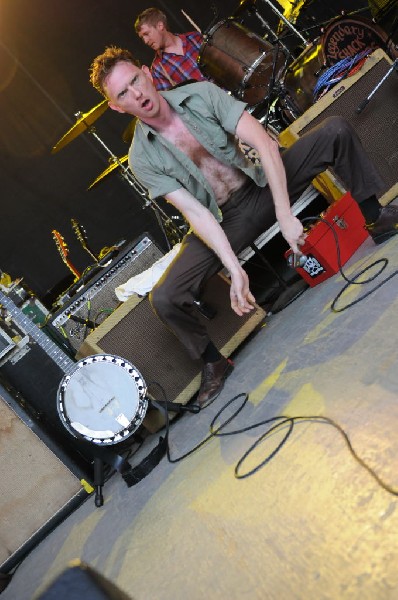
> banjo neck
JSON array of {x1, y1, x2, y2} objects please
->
[{"x1": 0, "y1": 290, "x2": 75, "y2": 374}]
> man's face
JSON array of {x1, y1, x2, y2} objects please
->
[
  {"x1": 137, "y1": 22, "x2": 165, "y2": 51},
  {"x1": 105, "y1": 61, "x2": 161, "y2": 120}
]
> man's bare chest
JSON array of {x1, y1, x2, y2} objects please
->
[{"x1": 162, "y1": 119, "x2": 212, "y2": 168}]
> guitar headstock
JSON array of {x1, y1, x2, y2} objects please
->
[
  {"x1": 52, "y1": 229, "x2": 69, "y2": 258},
  {"x1": 71, "y1": 218, "x2": 98, "y2": 262},
  {"x1": 71, "y1": 218, "x2": 88, "y2": 246},
  {"x1": 51, "y1": 230, "x2": 81, "y2": 280}
]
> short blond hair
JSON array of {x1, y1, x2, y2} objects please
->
[{"x1": 134, "y1": 8, "x2": 168, "y2": 34}]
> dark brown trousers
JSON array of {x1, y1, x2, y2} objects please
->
[{"x1": 150, "y1": 116, "x2": 385, "y2": 359}]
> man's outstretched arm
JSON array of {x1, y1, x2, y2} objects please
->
[
  {"x1": 166, "y1": 188, "x2": 256, "y2": 316},
  {"x1": 236, "y1": 111, "x2": 305, "y2": 253}
]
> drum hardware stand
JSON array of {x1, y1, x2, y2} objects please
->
[
  {"x1": 356, "y1": 57, "x2": 398, "y2": 114},
  {"x1": 286, "y1": 8, "x2": 372, "y2": 44},
  {"x1": 259, "y1": 0, "x2": 309, "y2": 46},
  {"x1": 251, "y1": 43, "x2": 299, "y2": 128},
  {"x1": 258, "y1": 40, "x2": 289, "y2": 129},
  {"x1": 244, "y1": 2, "x2": 290, "y2": 54},
  {"x1": 273, "y1": 76, "x2": 305, "y2": 120},
  {"x1": 76, "y1": 117, "x2": 183, "y2": 251},
  {"x1": 204, "y1": 4, "x2": 220, "y2": 37}
]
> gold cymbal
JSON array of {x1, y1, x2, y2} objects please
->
[
  {"x1": 122, "y1": 117, "x2": 138, "y2": 144},
  {"x1": 51, "y1": 99, "x2": 108, "y2": 154},
  {"x1": 87, "y1": 155, "x2": 128, "y2": 190}
]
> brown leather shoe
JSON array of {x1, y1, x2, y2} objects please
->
[
  {"x1": 197, "y1": 356, "x2": 234, "y2": 407},
  {"x1": 366, "y1": 205, "x2": 398, "y2": 245}
]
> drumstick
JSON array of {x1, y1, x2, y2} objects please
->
[{"x1": 181, "y1": 9, "x2": 202, "y2": 33}]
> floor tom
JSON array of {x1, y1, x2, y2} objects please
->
[{"x1": 199, "y1": 19, "x2": 287, "y2": 106}]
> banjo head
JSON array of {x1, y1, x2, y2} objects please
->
[{"x1": 57, "y1": 354, "x2": 148, "y2": 445}]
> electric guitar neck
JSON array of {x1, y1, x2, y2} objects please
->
[{"x1": 0, "y1": 289, "x2": 75, "y2": 372}]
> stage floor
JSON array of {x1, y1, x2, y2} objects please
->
[{"x1": 3, "y1": 231, "x2": 398, "y2": 600}]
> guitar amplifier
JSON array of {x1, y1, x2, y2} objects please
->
[
  {"x1": 279, "y1": 49, "x2": 398, "y2": 206},
  {"x1": 49, "y1": 234, "x2": 163, "y2": 353}
]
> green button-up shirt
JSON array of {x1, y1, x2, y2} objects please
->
[{"x1": 129, "y1": 81, "x2": 267, "y2": 223}]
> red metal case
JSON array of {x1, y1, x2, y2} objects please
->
[{"x1": 285, "y1": 193, "x2": 370, "y2": 287}]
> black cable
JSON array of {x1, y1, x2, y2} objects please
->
[
  {"x1": 231, "y1": 413, "x2": 398, "y2": 496},
  {"x1": 244, "y1": 212, "x2": 396, "y2": 305},
  {"x1": 147, "y1": 384, "x2": 398, "y2": 496},
  {"x1": 147, "y1": 382, "x2": 223, "y2": 463},
  {"x1": 299, "y1": 215, "x2": 394, "y2": 313},
  {"x1": 144, "y1": 218, "x2": 398, "y2": 489}
]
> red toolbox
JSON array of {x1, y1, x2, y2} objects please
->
[{"x1": 285, "y1": 193, "x2": 370, "y2": 287}]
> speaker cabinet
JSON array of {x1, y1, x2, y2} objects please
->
[
  {"x1": 0, "y1": 386, "x2": 84, "y2": 571},
  {"x1": 49, "y1": 235, "x2": 163, "y2": 352},
  {"x1": 77, "y1": 274, "x2": 265, "y2": 421},
  {"x1": 280, "y1": 49, "x2": 398, "y2": 206}
]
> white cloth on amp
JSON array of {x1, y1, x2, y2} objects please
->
[{"x1": 115, "y1": 243, "x2": 182, "y2": 301}]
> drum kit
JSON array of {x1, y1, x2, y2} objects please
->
[{"x1": 197, "y1": 0, "x2": 398, "y2": 121}]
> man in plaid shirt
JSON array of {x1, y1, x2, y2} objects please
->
[{"x1": 134, "y1": 7, "x2": 209, "y2": 91}]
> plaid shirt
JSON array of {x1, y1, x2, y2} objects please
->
[{"x1": 150, "y1": 32, "x2": 209, "y2": 91}]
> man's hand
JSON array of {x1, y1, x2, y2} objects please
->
[
  {"x1": 229, "y1": 267, "x2": 256, "y2": 316},
  {"x1": 278, "y1": 213, "x2": 306, "y2": 254}
]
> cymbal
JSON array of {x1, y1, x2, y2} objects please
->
[
  {"x1": 51, "y1": 99, "x2": 108, "y2": 154},
  {"x1": 87, "y1": 155, "x2": 128, "y2": 190},
  {"x1": 122, "y1": 117, "x2": 138, "y2": 144}
]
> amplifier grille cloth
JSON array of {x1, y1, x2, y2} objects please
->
[
  {"x1": 80, "y1": 274, "x2": 265, "y2": 405},
  {"x1": 50, "y1": 235, "x2": 163, "y2": 352},
  {"x1": 0, "y1": 393, "x2": 81, "y2": 569},
  {"x1": 297, "y1": 57, "x2": 398, "y2": 198}
]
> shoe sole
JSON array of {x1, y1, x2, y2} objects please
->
[{"x1": 371, "y1": 230, "x2": 398, "y2": 245}]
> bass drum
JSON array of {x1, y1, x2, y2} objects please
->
[
  {"x1": 57, "y1": 354, "x2": 148, "y2": 445},
  {"x1": 198, "y1": 19, "x2": 287, "y2": 107},
  {"x1": 283, "y1": 15, "x2": 397, "y2": 115}
]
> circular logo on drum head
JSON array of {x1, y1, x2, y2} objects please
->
[{"x1": 323, "y1": 17, "x2": 387, "y2": 65}]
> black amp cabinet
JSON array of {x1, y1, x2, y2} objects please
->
[{"x1": 49, "y1": 234, "x2": 164, "y2": 353}]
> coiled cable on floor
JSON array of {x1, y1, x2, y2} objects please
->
[
  {"x1": 300, "y1": 215, "x2": 394, "y2": 312},
  {"x1": 147, "y1": 384, "x2": 398, "y2": 497}
]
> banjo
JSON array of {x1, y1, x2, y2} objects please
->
[
  {"x1": 57, "y1": 354, "x2": 148, "y2": 446},
  {"x1": 0, "y1": 290, "x2": 148, "y2": 446}
]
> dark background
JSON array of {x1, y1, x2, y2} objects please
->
[{"x1": 0, "y1": 0, "x2": 390, "y2": 304}]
